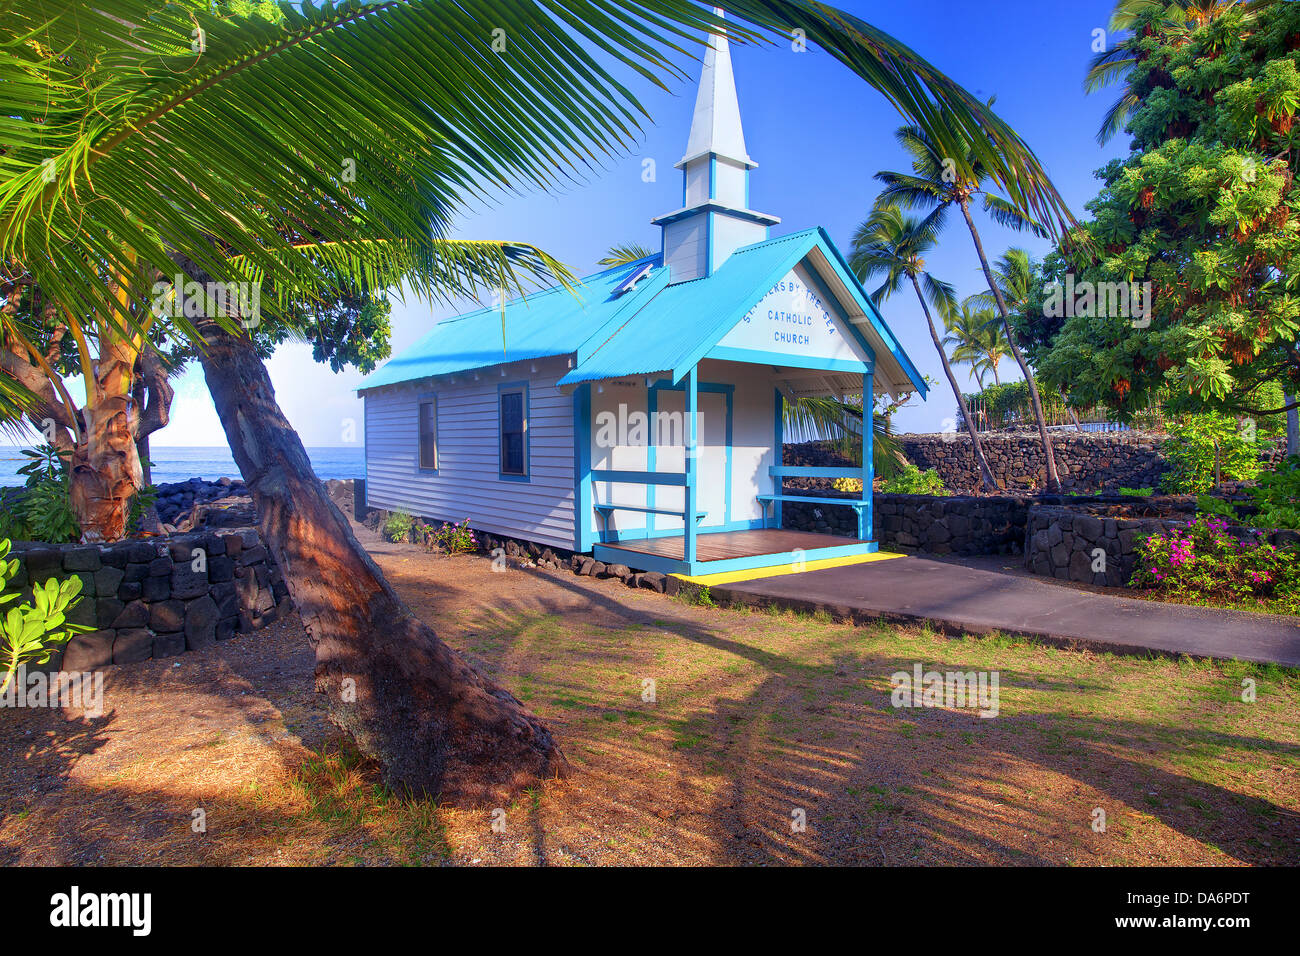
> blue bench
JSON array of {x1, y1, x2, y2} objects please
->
[
  {"x1": 756, "y1": 494, "x2": 871, "y2": 536},
  {"x1": 594, "y1": 503, "x2": 708, "y2": 535}
]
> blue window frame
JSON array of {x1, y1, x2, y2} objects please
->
[
  {"x1": 498, "y1": 382, "x2": 530, "y2": 481},
  {"x1": 417, "y1": 394, "x2": 438, "y2": 472}
]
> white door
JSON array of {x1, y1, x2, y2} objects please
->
[{"x1": 653, "y1": 387, "x2": 729, "y2": 530}]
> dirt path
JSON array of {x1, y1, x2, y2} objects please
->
[{"x1": 2, "y1": 521, "x2": 1297, "y2": 865}]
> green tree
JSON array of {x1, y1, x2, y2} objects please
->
[
  {"x1": 942, "y1": 299, "x2": 1010, "y2": 387},
  {"x1": 875, "y1": 121, "x2": 1068, "y2": 490},
  {"x1": 1042, "y1": 0, "x2": 1300, "y2": 434},
  {"x1": 851, "y1": 205, "x2": 999, "y2": 491}
]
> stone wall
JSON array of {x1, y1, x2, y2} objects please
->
[
  {"x1": 780, "y1": 492, "x2": 1031, "y2": 555},
  {"x1": 897, "y1": 432, "x2": 1290, "y2": 493},
  {"x1": 1024, "y1": 505, "x2": 1300, "y2": 588},
  {"x1": 9, "y1": 530, "x2": 291, "y2": 672},
  {"x1": 899, "y1": 432, "x2": 1168, "y2": 492}
]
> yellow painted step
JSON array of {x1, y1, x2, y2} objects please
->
[{"x1": 673, "y1": 550, "x2": 903, "y2": 587}]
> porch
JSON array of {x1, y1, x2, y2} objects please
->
[{"x1": 594, "y1": 527, "x2": 878, "y2": 580}]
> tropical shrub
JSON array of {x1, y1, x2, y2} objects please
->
[
  {"x1": 382, "y1": 510, "x2": 415, "y2": 543},
  {"x1": 832, "y1": 476, "x2": 864, "y2": 494},
  {"x1": 1131, "y1": 517, "x2": 1300, "y2": 614},
  {"x1": 1247, "y1": 456, "x2": 1300, "y2": 531},
  {"x1": 425, "y1": 518, "x2": 477, "y2": 555},
  {"x1": 1159, "y1": 414, "x2": 1260, "y2": 494},
  {"x1": 4, "y1": 445, "x2": 79, "y2": 543},
  {"x1": 882, "y1": 465, "x2": 946, "y2": 495},
  {"x1": 1, "y1": 538, "x2": 91, "y2": 693}
]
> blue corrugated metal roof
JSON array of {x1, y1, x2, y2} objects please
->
[
  {"x1": 360, "y1": 228, "x2": 926, "y2": 398},
  {"x1": 356, "y1": 256, "x2": 665, "y2": 391},
  {"x1": 559, "y1": 227, "x2": 927, "y2": 397}
]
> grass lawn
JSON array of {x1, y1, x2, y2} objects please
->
[{"x1": 1, "y1": 527, "x2": 1296, "y2": 866}]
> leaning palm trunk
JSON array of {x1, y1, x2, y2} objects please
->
[
  {"x1": 189, "y1": 303, "x2": 564, "y2": 803},
  {"x1": 909, "y1": 275, "x2": 998, "y2": 492},
  {"x1": 69, "y1": 337, "x2": 143, "y2": 541},
  {"x1": 957, "y1": 198, "x2": 1061, "y2": 491}
]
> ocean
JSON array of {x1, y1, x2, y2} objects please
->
[{"x1": 0, "y1": 445, "x2": 364, "y2": 487}]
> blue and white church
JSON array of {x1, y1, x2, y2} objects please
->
[{"x1": 358, "y1": 17, "x2": 927, "y2": 580}]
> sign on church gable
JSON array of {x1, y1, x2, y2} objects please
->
[{"x1": 714, "y1": 263, "x2": 870, "y2": 366}]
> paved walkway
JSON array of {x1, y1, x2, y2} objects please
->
[{"x1": 712, "y1": 556, "x2": 1300, "y2": 667}]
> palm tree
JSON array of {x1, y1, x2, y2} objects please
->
[
  {"x1": 1085, "y1": 0, "x2": 1255, "y2": 144},
  {"x1": 971, "y1": 248, "x2": 1086, "y2": 431},
  {"x1": 875, "y1": 121, "x2": 1067, "y2": 490},
  {"x1": 2, "y1": 0, "x2": 1073, "y2": 801},
  {"x1": 598, "y1": 243, "x2": 654, "y2": 267},
  {"x1": 941, "y1": 300, "x2": 1010, "y2": 388},
  {"x1": 851, "y1": 205, "x2": 998, "y2": 492},
  {"x1": 782, "y1": 394, "x2": 906, "y2": 479}
]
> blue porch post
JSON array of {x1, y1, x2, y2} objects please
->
[
  {"x1": 773, "y1": 388, "x2": 783, "y2": 531},
  {"x1": 685, "y1": 366, "x2": 698, "y2": 566},
  {"x1": 573, "y1": 383, "x2": 593, "y2": 552},
  {"x1": 861, "y1": 371, "x2": 873, "y2": 541}
]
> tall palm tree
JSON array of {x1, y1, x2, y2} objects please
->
[
  {"x1": 1, "y1": 0, "x2": 1073, "y2": 801},
  {"x1": 1085, "y1": 0, "x2": 1255, "y2": 144},
  {"x1": 875, "y1": 121, "x2": 1066, "y2": 490},
  {"x1": 941, "y1": 299, "x2": 1010, "y2": 388},
  {"x1": 851, "y1": 205, "x2": 998, "y2": 492},
  {"x1": 970, "y1": 247, "x2": 1085, "y2": 430}
]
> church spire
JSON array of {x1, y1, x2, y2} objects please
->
[
  {"x1": 652, "y1": 9, "x2": 779, "y2": 284},
  {"x1": 680, "y1": 7, "x2": 754, "y2": 170}
]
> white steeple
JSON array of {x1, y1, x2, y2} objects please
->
[
  {"x1": 652, "y1": 9, "x2": 779, "y2": 284},
  {"x1": 680, "y1": 8, "x2": 754, "y2": 170}
]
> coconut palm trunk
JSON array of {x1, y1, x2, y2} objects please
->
[
  {"x1": 909, "y1": 275, "x2": 998, "y2": 491},
  {"x1": 69, "y1": 336, "x2": 144, "y2": 542},
  {"x1": 957, "y1": 197, "x2": 1061, "y2": 490},
  {"x1": 191, "y1": 308, "x2": 564, "y2": 803}
]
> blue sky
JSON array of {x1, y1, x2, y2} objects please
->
[{"x1": 153, "y1": 0, "x2": 1128, "y2": 445}]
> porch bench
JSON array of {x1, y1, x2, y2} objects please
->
[
  {"x1": 756, "y1": 494, "x2": 870, "y2": 533},
  {"x1": 594, "y1": 504, "x2": 708, "y2": 535}
]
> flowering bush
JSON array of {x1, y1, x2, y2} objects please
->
[
  {"x1": 1131, "y1": 516, "x2": 1300, "y2": 613},
  {"x1": 424, "y1": 518, "x2": 477, "y2": 555}
]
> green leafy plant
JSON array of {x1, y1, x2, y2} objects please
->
[
  {"x1": 1131, "y1": 516, "x2": 1299, "y2": 615},
  {"x1": 425, "y1": 518, "x2": 477, "y2": 555},
  {"x1": 1247, "y1": 456, "x2": 1300, "y2": 531},
  {"x1": 1195, "y1": 494, "x2": 1238, "y2": 520},
  {"x1": 21, "y1": 478, "x2": 80, "y2": 544},
  {"x1": 15, "y1": 444, "x2": 71, "y2": 488},
  {"x1": 1118, "y1": 487, "x2": 1153, "y2": 497},
  {"x1": 0, "y1": 538, "x2": 92, "y2": 693},
  {"x1": 0, "y1": 489, "x2": 31, "y2": 541},
  {"x1": 1159, "y1": 414, "x2": 1260, "y2": 494},
  {"x1": 882, "y1": 464, "x2": 946, "y2": 495},
  {"x1": 382, "y1": 510, "x2": 415, "y2": 544}
]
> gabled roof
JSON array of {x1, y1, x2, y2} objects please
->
[
  {"x1": 558, "y1": 227, "x2": 927, "y2": 398},
  {"x1": 359, "y1": 228, "x2": 926, "y2": 400},
  {"x1": 356, "y1": 257, "x2": 666, "y2": 392}
]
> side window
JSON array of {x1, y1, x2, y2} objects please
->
[
  {"x1": 418, "y1": 397, "x2": 438, "y2": 471},
  {"x1": 499, "y1": 387, "x2": 528, "y2": 479}
]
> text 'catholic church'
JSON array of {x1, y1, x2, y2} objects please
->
[{"x1": 358, "y1": 16, "x2": 927, "y2": 581}]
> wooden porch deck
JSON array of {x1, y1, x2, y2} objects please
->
[{"x1": 598, "y1": 528, "x2": 870, "y2": 564}]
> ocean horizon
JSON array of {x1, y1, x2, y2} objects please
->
[{"x1": 0, "y1": 445, "x2": 364, "y2": 487}]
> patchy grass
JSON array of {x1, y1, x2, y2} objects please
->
[{"x1": 3, "y1": 525, "x2": 1298, "y2": 866}]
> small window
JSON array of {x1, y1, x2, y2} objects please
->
[
  {"x1": 499, "y1": 387, "x2": 528, "y2": 478},
  {"x1": 418, "y1": 398, "x2": 438, "y2": 471}
]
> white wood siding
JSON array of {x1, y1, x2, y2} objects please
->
[{"x1": 363, "y1": 356, "x2": 576, "y2": 551}]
